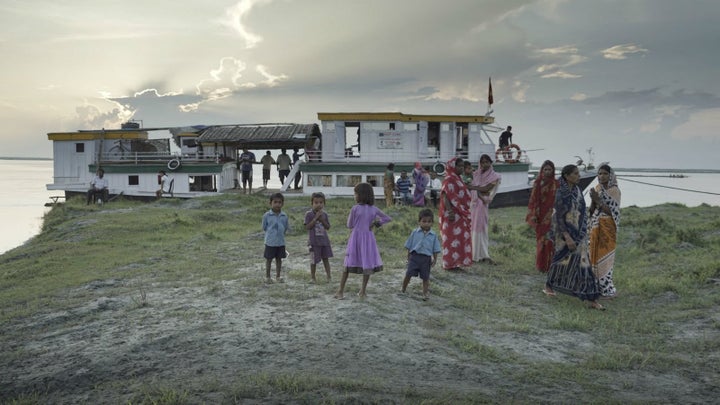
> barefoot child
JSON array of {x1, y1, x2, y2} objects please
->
[
  {"x1": 304, "y1": 192, "x2": 333, "y2": 283},
  {"x1": 401, "y1": 209, "x2": 441, "y2": 300},
  {"x1": 335, "y1": 183, "x2": 392, "y2": 299},
  {"x1": 262, "y1": 193, "x2": 289, "y2": 283}
]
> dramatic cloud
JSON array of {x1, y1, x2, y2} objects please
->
[{"x1": 219, "y1": 0, "x2": 273, "y2": 49}]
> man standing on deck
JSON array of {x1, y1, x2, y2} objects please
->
[
  {"x1": 238, "y1": 148, "x2": 256, "y2": 194},
  {"x1": 499, "y1": 126, "x2": 513, "y2": 160},
  {"x1": 292, "y1": 147, "x2": 305, "y2": 190},
  {"x1": 276, "y1": 149, "x2": 292, "y2": 187},
  {"x1": 260, "y1": 151, "x2": 276, "y2": 188}
]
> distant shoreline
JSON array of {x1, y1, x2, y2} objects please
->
[{"x1": 0, "y1": 156, "x2": 52, "y2": 161}]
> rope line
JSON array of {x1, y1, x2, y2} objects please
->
[{"x1": 616, "y1": 176, "x2": 720, "y2": 196}]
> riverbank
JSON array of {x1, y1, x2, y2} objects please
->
[{"x1": 1, "y1": 194, "x2": 719, "y2": 403}]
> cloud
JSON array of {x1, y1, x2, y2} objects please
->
[
  {"x1": 133, "y1": 88, "x2": 183, "y2": 98},
  {"x1": 541, "y1": 71, "x2": 581, "y2": 79},
  {"x1": 571, "y1": 93, "x2": 587, "y2": 101},
  {"x1": 219, "y1": 0, "x2": 273, "y2": 49},
  {"x1": 74, "y1": 99, "x2": 134, "y2": 130},
  {"x1": 602, "y1": 43, "x2": 648, "y2": 60},
  {"x1": 533, "y1": 45, "x2": 587, "y2": 79},
  {"x1": 671, "y1": 108, "x2": 720, "y2": 140}
]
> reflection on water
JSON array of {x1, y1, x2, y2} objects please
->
[
  {"x1": 0, "y1": 160, "x2": 55, "y2": 254},
  {"x1": 585, "y1": 172, "x2": 720, "y2": 208}
]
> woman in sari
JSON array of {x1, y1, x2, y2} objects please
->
[
  {"x1": 412, "y1": 162, "x2": 427, "y2": 206},
  {"x1": 545, "y1": 164, "x2": 604, "y2": 310},
  {"x1": 526, "y1": 160, "x2": 558, "y2": 272},
  {"x1": 588, "y1": 164, "x2": 621, "y2": 298},
  {"x1": 469, "y1": 154, "x2": 501, "y2": 263},
  {"x1": 439, "y1": 157, "x2": 473, "y2": 271}
]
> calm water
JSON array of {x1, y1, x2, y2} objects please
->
[{"x1": 1, "y1": 159, "x2": 719, "y2": 255}]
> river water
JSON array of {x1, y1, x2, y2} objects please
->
[{"x1": 1, "y1": 159, "x2": 719, "y2": 255}]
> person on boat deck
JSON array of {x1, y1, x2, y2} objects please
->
[
  {"x1": 499, "y1": 126, "x2": 513, "y2": 149},
  {"x1": 276, "y1": 149, "x2": 292, "y2": 186},
  {"x1": 499, "y1": 126, "x2": 513, "y2": 160},
  {"x1": 86, "y1": 168, "x2": 108, "y2": 205},
  {"x1": 239, "y1": 148, "x2": 256, "y2": 194},
  {"x1": 395, "y1": 171, "x2": 412, "y2": 205},
  {"x1": 155, "y1": 170, "x2": 169, "y2": 199},
  {"x1": 292, "y1": 147, "x2": 305, "y2": 189},
  {"x1": 260, "y1": 151, "x2": 276, "y2": 188}
]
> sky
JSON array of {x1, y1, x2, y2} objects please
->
[{"x1": 1, "y1": 0, "x2": 719, "y2": 169}]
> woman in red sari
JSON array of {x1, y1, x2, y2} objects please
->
[
  {"x1": 526, "y1": 160, "x2": 558, "y2": 273},
  {"x1": 439, "y1": 157, "x2": 473, "y2": 271}
]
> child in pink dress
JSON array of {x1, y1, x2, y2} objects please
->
[{"x1": 335, "y1": 183, "x2": 392, "y2": 299}]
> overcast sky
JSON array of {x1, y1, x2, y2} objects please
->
[{"x1": 1, "y1": 0, "x2": 719, "y2": 169}]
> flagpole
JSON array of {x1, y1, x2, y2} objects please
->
[{"x1": 486, "y1": 77, "x2": 494, "y2": 115}]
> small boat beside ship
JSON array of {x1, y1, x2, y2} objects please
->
[{"x1": 46, "y1": 111, "x2": 596, "y2": 207}]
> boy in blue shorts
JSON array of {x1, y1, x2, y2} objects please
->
[
  {"x1": 262, "y1": 193, "x2": 289, "y2": 283},
  {"x1": 401, "y1": 208, "x2": 441, "y2": 300}
]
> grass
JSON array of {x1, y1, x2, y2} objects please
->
[{"x1": 1, "y1": 195, "x2": 719, "y2": 403}]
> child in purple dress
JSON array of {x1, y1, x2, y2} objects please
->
[
  {"x1": 304, "y1": 192, "x2": 333, "y2": 283},
  {"x1": 335, "y1": 183, "x2": 392, "y2": 299}
]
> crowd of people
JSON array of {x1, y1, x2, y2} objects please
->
[
  {"x1": 237, "y1": 147, "x2": 305, "y2": 194},
  {"x1": 260, "y1": 156, "x2": 620, "y2": 310}
]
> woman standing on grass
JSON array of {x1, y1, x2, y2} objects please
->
[
  {"x1": 469, "y1": 154, "x2": 501, "y2": 264},
  {"x1": 588, "y1": 164, "x2": 621, "y2": 298},
  {"x1": 439, "y1": 157, "x2": 473, "y2": 271},
  {"x1": 526, "y1": 160, "x2": 558, "y2": 272},
  {"x1": 545, "y1": 164, "x2": 604, "y2": 310}
]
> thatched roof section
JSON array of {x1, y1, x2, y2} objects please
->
[{"x1": 196, "y1": 123, "x2": 320, "y2": 149}]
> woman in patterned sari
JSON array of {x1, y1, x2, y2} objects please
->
[
  {"x1": 469, "y1": 154, "x2": 501, "y2": 263},
  {"x1": 526, "y1": 160, "x2": 558, "y2": 272},
  {"x1": 589, "y1": 164, "x2": 621, "y2": 298},
  {"x1": 439, "y1": 157, "x2": 473, "y2": 271},
  {"x1": 545, "y1": 164, "x2": 604, "y2": 309}
]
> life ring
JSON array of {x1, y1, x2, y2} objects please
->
[
  {"x1": 167, "y1": 158, "x2": 181, "y2": 171},
  {"x1": 495, "y1": 144, "x2": 522, "y2": 163},
  {"x1": 432, "y1": 162, "x2": 446, "y2": 176}
]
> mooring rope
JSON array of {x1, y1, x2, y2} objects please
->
[{"x1": 616, "y1": 176, "x2": 720, "y2": 196}]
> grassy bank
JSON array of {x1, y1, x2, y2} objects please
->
[{"x1": 1, "y1": 194, "x2": 719, "y2": 404}]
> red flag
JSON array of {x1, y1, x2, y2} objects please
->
[{"x1": 488, "y1": 77, "x2": 494, "y2": 105}]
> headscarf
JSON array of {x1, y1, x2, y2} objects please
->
[
  {"x1": 472, "y1": 154, "x2": 502, "y2": 189},
  {"x1": 593, "y1": 166, "x2": 621, "y2": 228}
]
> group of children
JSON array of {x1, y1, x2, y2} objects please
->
[{"x1": 261, "y1": 183, "x2": 441, "y2": 300}]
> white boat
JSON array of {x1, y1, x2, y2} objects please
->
[{"x1": 46, "y1": 112, "x2": 596, "y2": 207}]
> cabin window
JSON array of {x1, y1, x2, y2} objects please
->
[
  {"x1": 345, "y1": 123, "x2": 360, "y2": 158},
  {"x1": 128, "y1": 175, "x2": 139, "y2": 185},
  {"x1": 337, "y1": 175, "x2": 361, "y2": 188},
  {"x1": 389, "y1": 123, "x2": 395, "y2": 130},
  {"x1": 307, "y1": 174, "x2": 332, "y2": 187},
  {"x1": 367, "y1": 175, "x2": 383, "y2": 187},
  {"x1": 403, "y1": 123, "x2": 418, "y2": 131},
  {"x1": 470, "y1": 124, "x2": 479, "y2": 132},
  {"x1": 324, "y1": 123, "x2": 336, "y2": 132},
  {"x1": 75, "y1": 143, "x2": 84, "y2": 153},
  {"x1": 441, "y1": 123, "x2": 450, "y2": 131}
]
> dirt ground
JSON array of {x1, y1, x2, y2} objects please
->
[{"x1": 1, "y1": 241, "x2": 717, "y2": 403}]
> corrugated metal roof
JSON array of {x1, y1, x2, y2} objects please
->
[{"x1": 196, "y1": 124, "x2": 320, "y2": 148}]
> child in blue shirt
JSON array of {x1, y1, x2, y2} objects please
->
[
  {"x1": 395, "y1": 171, "x2": 412, "y2": 205},
  {"x1": 262, "y1": 193, "x2": 289, "y2": 283},
  {"x1": 401, "y1": 208, "x2": 442, "y2": 300}
]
